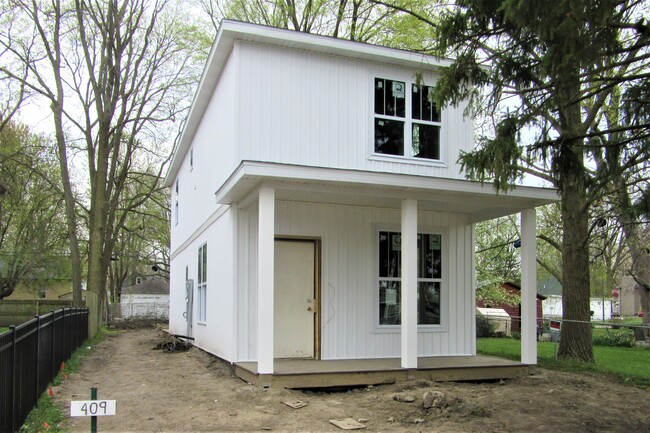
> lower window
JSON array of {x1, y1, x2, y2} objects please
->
[
  {"x1": 378, "y1": 231, "x2": 442, "y2": 325},
  {"x1": 197, "y1": 243, "x2": 207, "y2": 322}
]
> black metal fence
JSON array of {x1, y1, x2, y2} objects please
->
[{"x1": 0, "y1": 307, "x2": 88, "y2": 433}]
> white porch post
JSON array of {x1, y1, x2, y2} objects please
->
[
  {"x1": 521, "y1": 208, "x2": 537, "y2": 364},
  {"x1": 401, "y1": 199, "x2": 418, "y2": 369},
  {"x1": 258, "y1": 185, "x2": 275, "y2": 374}
]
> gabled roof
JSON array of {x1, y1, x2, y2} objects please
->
[
  {"x1": 502, "y1": 281, "x2": 547, "y2": 300},
  {"x1": 122, "y1": 278, "x2": 169, "y2": 295},
  {"x1": 164, "y1": 20, "x2": 452, "y2": 187}
]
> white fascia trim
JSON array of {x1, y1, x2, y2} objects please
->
[
  {"x1": 170, "y1": 204, "x2": 230, "y2": 260},
  {"x1": 221, "y1": 20, "x2": 452, "y2": 68},
  {"x1": 164, "y1": 22, "x2": 236, "y2": 187},
  {"x1": 215, "y1": 161, "x2": 560, "y2": 204}
]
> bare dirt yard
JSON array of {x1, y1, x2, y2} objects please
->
[{"x1": 51, "y1": 328, "x2": 649, "y2": 433}]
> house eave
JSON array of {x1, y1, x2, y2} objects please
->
[
  {"x1": 164, "y1": 19, "x2": 452, "y2": 187},
  {"x1": 216, "y1": 161, "x2": 559, "y2": 222}
]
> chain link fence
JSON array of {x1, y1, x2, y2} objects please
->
[
  {"x1": 476, "y1": 314, "x2": 650, "y2": 385},
  {"x1": 477, "y1": 315, "x2": 649, "y2": 347}
]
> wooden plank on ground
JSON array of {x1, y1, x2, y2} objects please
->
[{"x1": 329, "y1": 418, "x2": 366, "y2": 430}]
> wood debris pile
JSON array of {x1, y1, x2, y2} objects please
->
[{"x1": 153, "y1": 335, "x2": 192, "y2": 352}]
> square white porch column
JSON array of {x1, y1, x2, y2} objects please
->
[
  {"x1": 401, "y1": 199, "x2": 418, "y2": 369},
  {"x1": 258, "y1": 186, "x2": 275, "y2": 374},
  {"x1": 520, "y1": 208, "x2": 537, "y2": 365}
]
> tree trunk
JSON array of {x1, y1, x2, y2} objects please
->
[
  {"x1": 557, "y1": 172, "x2": 594, "y2": 361},
  {"x1": 48, "y1": 2, "x2": 84, "y2": 308},
  {"x1": 0, "y1": 279, "x2": 17, "y2": 299}
]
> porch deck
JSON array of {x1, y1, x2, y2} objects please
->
[{"x1": 235, "y1": 355, "x2": 531, "y2": 388}]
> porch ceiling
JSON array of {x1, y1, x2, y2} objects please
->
[{"x1": 216, "y1": 161, "x2": 559, "y2": 222}]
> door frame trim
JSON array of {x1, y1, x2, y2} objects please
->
[{"x1": 275, "y1": 236, "x2": 322, "y2": 360}]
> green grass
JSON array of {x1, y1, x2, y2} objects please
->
[
  {"x1": 0, "y1": 327, "x2": 9, "y2": 334},
  {"x1": 478, "y1": 338, "x2": 650, "y2": 387},
  {"x1": 20, "y1": 328, "x2": 112, "y2": 433},
  {"x1": 20, "y1": 394, "x2": 66, "y2": 433}
]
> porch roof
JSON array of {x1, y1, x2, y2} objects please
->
[{"x1": 215, "y1": 161, "x2": 559, "y2": 223}]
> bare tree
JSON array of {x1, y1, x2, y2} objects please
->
[
  {"x1": 0, "y1": 0, "x2": 197, "y2": 326},
  {"x1": 196, "y1": 0, "x2": 435, "y2": 46}
]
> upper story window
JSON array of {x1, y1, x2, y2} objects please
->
[{"x1": 374, "y1": 78, "x2": 441, "y2": 161}]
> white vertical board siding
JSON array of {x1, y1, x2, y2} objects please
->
[
  {"x1": 168, "y1": 254, "x2": 189, "y2": 337},
  {"x1": 170, "y1": 207, "x2": 236, "y2": 361},
  {"x1": 237, "y1": 42, "x2": 366, "y2": 170},
  {"x1": 237, "y1": 204, "x2": 259, "y2": 361},
  {"x1": 237, "y1": 200, "x2": 474, "y2": 361},
  {"x1": 236, "y1": 42, "x2": 472, "y2": 179},
  {"x1": 170, "y1": 47, "x2": 238, "y2": 254}
]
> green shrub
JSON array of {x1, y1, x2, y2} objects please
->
[
  {"x1": 593, "y1": 331, "x2": 635, "y2": 347},
  {"x1": 476, "y1": 315, "x2": 496, "y2": 338}
]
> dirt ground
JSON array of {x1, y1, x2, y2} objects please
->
[{"x1": 51, "y1": 328, "x2": 649, "y2": 433}]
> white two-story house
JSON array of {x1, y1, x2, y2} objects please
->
[{"x1": 165, "y1": 20, "x2": 557, "y2": 387}]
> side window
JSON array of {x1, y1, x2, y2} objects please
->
[
  {"x1": 174, "y1": 179, "x2": 179, "y2": 226},
  {"x1": 373, "y1": 77, "x2": 441, "y2": 161},
  {"x1": 197, "y1": 243, "x2": 207, "y2": 322},
  {"x1": 378, "y1": 231, "x2": 442, "y2": 326}
]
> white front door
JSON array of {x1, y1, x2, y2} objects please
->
[{"x1": 274, "y1": 239, "x2": 316, "y2": 358}]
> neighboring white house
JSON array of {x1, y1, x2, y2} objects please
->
[
  {"x1": 120, "y1": 277, "x2": 169, "y2": 320},
  {"x1": 543, "y1": 295, "x2": 614, "y2": 321},
  {"x1": 164, "y1": 20, "x2": 558, "y2": 385}
]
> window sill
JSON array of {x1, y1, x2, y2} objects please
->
[
  {"x1": 373, "y1": 324, "x2": 447, "y2": 334},
  {"x1": 197, "y1": 321, "x2": 207, "y2": 326},
  {"x1": 369, "y1": 153, "x2": 448, "y2": 168}
]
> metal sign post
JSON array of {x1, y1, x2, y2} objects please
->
[
  {"x1": 91, "y1": 388, "x2": 97, "y2": 433},
  {"x1": 70, "y1": 388, "x2": 117, "y2": 432}
]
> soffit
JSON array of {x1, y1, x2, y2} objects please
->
[{"x1": 216, "y1": 161, "x2": 559, "y2": 223}]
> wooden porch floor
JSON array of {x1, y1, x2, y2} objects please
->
[{"x1": 235, "y1": 355, "x2": 530, "y2": 388}]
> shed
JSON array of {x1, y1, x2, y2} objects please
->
[
  {"x1": 120, "y1": 277, "x2": 169, "y2": 320},
  {"x1": 477, "y1": 282, "x2": 545, "y2": 333}
]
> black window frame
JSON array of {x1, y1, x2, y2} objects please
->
[
  {"x1": 373, "y1": 77, "x2": 442, "y2": 161},
  {"x1": 378, "y1": 230, "x2": 442, "y2": 326}
]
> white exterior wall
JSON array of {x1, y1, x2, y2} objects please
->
[
  {"x1": 168, "y1": 252, "x2": 189, "y2": 336},
  {"x1": 236, "y1": 200, "x2": 474, "y2": 362},
  {"x1": 169, "y1": 207, "x2": 236, "y2": 361},
  {"x1": 170, "y1": 48, "x2": 239, "y2": 253},
  {"x1": 543, "y1": 295, "x2": 613, "y2": 321},
  {"x1": 236, "y1": 41, "x2": 472, "y2": 179}
]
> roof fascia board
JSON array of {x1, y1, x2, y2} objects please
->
[
  {"x1": 164, "y1": 22, "x2": 235, "y2": 186},
  {"x1": 215, "y1": 161, "x2": 559, "y2": 205}
]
